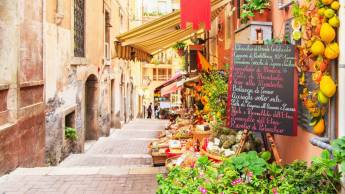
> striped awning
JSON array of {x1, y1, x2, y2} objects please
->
[
  {"x1": 161, "y1": 83, "x2": 180, "y2": 97},
  {"x1": 116, "y1": 0, "x2": 231, "y2": 55}
]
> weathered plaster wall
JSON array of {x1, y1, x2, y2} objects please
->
[
  {"x1": 44, "y1": 0, "x2": 139, "y2": 165},
  {"x1": 0, "y1": 0, "x2": 45, "y2": 175}
]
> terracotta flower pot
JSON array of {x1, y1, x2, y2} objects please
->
[
  {"x1": 177, "y1": 49, "x2": 184, "y2": 56},
  {"x1": 251, "y1": 8, "x2": 271, "y2": 22}
]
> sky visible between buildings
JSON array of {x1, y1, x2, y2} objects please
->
[{"x1": 141, "y1": 0, "x2": 179, "y2": 14}]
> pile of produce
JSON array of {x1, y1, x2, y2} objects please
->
[
  {"x1": 157, "y1": 135, "x2": 345, "y2": 194},
  {"x1": 197, "y1": 71, "x2": 228, "y2": 125},
  {"x1": 205, "y1": 126, "x2": 262, "y2": 158},
  {"x1": 292, "y1": 0, "x2": 339, "y2": 135}
]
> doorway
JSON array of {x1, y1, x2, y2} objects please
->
[{"x1": 85, "y1": 74, "x2": 99, "y2": 140}]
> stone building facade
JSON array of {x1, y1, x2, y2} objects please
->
[
  {"x1": 0, "y1": 0, "x2": 45, "y2": 174},
  {"x1": 44, "y1": 0, "x2": 146, "y2": 165},
  {"x1": 0, "y1": 0, "x2": 148, "y2": 174}
]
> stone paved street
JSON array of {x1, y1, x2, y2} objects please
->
[{"x1": 0, "y1": 119, "x2": 167, "y2": 194}]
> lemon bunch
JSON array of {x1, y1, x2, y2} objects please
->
[{"x1": 293, "y1": 0, "x2": 340, "y2": 136}]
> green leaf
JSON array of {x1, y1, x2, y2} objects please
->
[{"x1": 341, "y1": 162, "x2": 345, "y2": 173}]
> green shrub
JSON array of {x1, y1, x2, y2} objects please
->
[
  {"x1": 157, "y1": 150, "x2": 341, "y2": 194},
  {"x1": 65, "y1": 127, "x2": 78, "y2": 141}
]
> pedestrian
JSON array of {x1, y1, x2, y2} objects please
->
[
  {"x1": 147, "y1": 103, "x2": 152, "y2": 119},
  {"x1": 155, "y1": 105, "x2": 160, "y2": 119}
]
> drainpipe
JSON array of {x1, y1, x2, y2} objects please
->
[{"x1": 338, "y1": 0, "x2": 345, "y2": 137}]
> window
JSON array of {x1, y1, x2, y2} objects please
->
[
  {"x1": 168, "y1": 69, "x2": 172, "y2": 79},
  {"x1": 104, "y1": 11, "x2": 111, "y2": 60},
  {"x1": 158, "y1": 68, "x2": 166, "y2": 81},
  {"x1": 74, "y1": 0, "x2": 85, "y2": 57},
  {"x1": 152, "y1": 68, "x2": 171, "y2": 81},
  {"x1": 153, "y1": 68, "x2": 157, "y2": 81}
]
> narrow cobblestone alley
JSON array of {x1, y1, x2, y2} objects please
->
[{"x1": 0, "y1": 119, "x2": 167, "y2": 194}]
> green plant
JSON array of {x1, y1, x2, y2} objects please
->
[
  {"x1": 240, "y1": 0, "x2": 270, "y2": 24},
  {"x1": 201, "y1": 71, "x2": 228, "y2": 125},
  {"x1": 157, "y1": 149, "x2": 341, "y2": 194},
  {"x1": 231, "y1": 151, "x2": 268, "y2": 176},
  {"x1": 65, "y1": 127, "x2": 78, "y2": 141},
  {"x1": 172, "y1": 41, "x2": 186, "y2": 50},
  {"x1": 331, "y1": 136, "x2": 345, "y2": 174}
]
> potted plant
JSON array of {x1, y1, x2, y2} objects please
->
[
  {"x1": 240, "y1": 0, "x2": 271, "y2": 24},
  {"x1": 172, "y1": 41, "x2": 186, "y2": 56}
]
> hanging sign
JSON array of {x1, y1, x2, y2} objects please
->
[
  {"x1": 180, "y1": 0, "x2": 211, "y2": 30},
  {"x1": 227, "y1": 44, "x2": 298, "y2": 136}
]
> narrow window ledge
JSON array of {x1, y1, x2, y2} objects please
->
[
  {"x1": 62, "y1": 104, "x2": 77, "y2": 115},
  {"x1": 70, "y1": 57, "x2": 88, "y2": 66},
  {"x1": 0, "y1": 122, "x2": 16, "y2": 133},
  {"x1": 0, "y1": 84, "x2": 9, "y2": 91},
  {"x1": 20, "y1": 80, "x2": 44, "y2": 88},
  {"x1": 103, "y1": 59, "x2": 111, "y2": 66}
]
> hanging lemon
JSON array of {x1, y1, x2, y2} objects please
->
[
  {"x1": 331, "y1": 1, "x2": 340, "y2": 10},
  {"x1": 318, "y1": 91, "x2": 329, "y2": 105},
  {"x1": 320, "y1": 75, "x2": 337, "y2": 97},
  {"x1": 324, "y1": 42, "x2": 339, "y2": 59},
  {"x1": 313, "y1": 118, "x2": 325, "y2": 135},
  {"x1": 318, "y1": 7, "x2": 326, "y2": 16},
  {"x1": 324, "y1": 9, "x2": 335, "y2": 18},
  {"x1": 322, "y1": 0, "x2": 334, "y2": 5},
  {"x1": 291, "y1": 19, "x2": 301, "y2": 30},
  {"x1": 320, "y1": 23, "x2": 336, "y2": 43},
  {"x1": 329, "y1": 16, "x2": 340, "y2": 28},
  {"x1": 310, "y1": 40, "x2": 325, "y2": 56},
  {"x1": 292, "y1": 30, "x2": 302, "y2": 41}
]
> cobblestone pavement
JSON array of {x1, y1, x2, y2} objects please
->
[{"x1": 0, "y1": 119, "x2": 168, "y2": 194}]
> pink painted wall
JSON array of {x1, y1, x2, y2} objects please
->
[{"x1": 271, "y1": 0, "x2": 323, "y2": 164}]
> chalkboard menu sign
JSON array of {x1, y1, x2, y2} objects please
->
[{"x1": 227, "y1": 44, "x2": 298, "y2": 136}]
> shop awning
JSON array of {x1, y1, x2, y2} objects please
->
[
  {"x1": 177, "y1": 75, "x2": 200, "y2": 87},
  {"x1": 155, "y1": 73, "x2": 184, "y2": 92},
  {"x1": 116, "y1": 0, "x2": 231, "y2": 55},
  {"x1": 161, "y1": 83, "x2": 181, "y2": 97}
]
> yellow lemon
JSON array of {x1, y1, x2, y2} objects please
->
[
  {"x1": 324, "y1": 9, "x2": 335, "y2": 18},
  {"x1": 320, "y1": 75, "x2": 337, "y2": 97},
  {"x1": 322, "y1": 0, "x2": 334, "y2": 5},
  {"x1": 318, "y1": 91, "x2": 329, "y2": 105},
  {"x1": 310, "y1": 40, "x2": 325, "y2": 56},
  {"x1": 313, "y1": 118, "x2": 325, "y2": 135},
  {"x1": 292, "y1": 30, "x2": 302, "y2": 41},
  {"x1": 320, "y1": 23, "x2": 336, "y2": 43},
  {"x1": 325, "y1": 42, "x2": 339, "y2": 59},
  {"x1": 291, "y1": 19, "x2": 301, "y2": 30},
  {"x1": 331, "y1": 1, "x2": 340, "y2": 10},
  {"x1": 318, "y1": 7, "x2": 326, "y2": 16},
  {"x1": 329, "y1": 16, "x2": 340, "y2": 27}
]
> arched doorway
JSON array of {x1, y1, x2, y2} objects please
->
[{"x1": 85, "y1": 74, "x2": 99, "y2": 140}]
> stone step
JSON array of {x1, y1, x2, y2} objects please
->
[
  {"x1": 60, "y1": 154, "x2": 153, "y2": 167},
  {"x1": 0, "y1": 166, "x2": 166, "y2": 178}
]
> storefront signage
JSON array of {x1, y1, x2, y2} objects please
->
[{"x1": 227, "y1": 44, "x2": 298, "y2": 136}]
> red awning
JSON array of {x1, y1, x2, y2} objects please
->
[
  {"x1": 161, "y1": 83, "x2": 181, "y2": 97},
  {"x1": 154, "y1": 73, "x2": 183, "y2": 92}
]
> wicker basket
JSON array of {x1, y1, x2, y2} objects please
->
[
  {"x1": 165, "y1": 155, "x2": 181, "y2": 169},
  {"x1": 200, "y1": 148, "x2": 223, "y2": 162},
  {"x1": 192, "y1": 130, "x2": 211, "y2": 144},
  {"x1": 151, "y1": 152, "x2": 167, "y2": 166}
]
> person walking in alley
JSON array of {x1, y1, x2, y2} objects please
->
[
  {"x1": 154, "y1": 104, "x2": 160, "y2": 119},
  {"x1": 147, "y1": 103, "x2": 153, "y2": 119}
]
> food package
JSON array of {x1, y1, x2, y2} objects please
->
[{"x1": 169, "y1": 140, "x2": 181, "y2": 149}]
